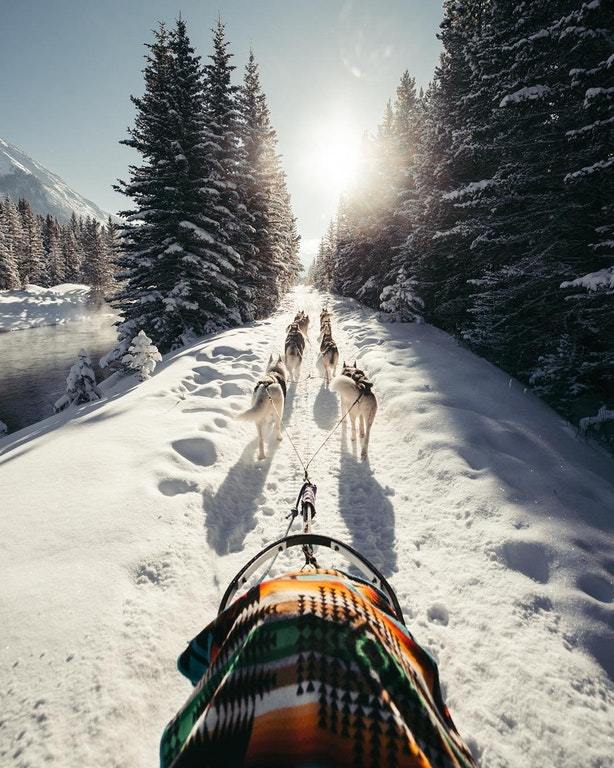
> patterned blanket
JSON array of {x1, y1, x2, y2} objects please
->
[{"x1": 161, "y1": 569, "x2": 478, "y2": 767}]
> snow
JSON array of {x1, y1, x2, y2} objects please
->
[
  {"x1": 178, "y1": 220, "x2": 215, "y2": 244},
  {"x1": 500, "y1": 85, "x2": 553, "y2": 107},
  {"x1": 443, "y1": 179, "x2": 495, "y2": 201},
  {"x1": 0, "y1": 136, "x2": 111, "y2": 224},
  {"x1": 0, "y1": 286, "x2": 613, "y2": 767},
  {"x1": 561, "y1": 267, "x2": 614, "y2": 291},
  {"x1": 0, "y1": 284, "x2": 115, "y2": 332},
  {"x1": 565, "y1": 157, "x2": 614, "y2": 181}
]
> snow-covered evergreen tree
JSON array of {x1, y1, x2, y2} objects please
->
[
  {"x1": 81, "y1": 219, "x2": 113, "y2": 305},
  {"x1": 122, "y1": 330, "x2": 162, "y2": 380},
  {"x1": 54, "y1": 349, "x2": 102, "y2": 412},
  {"x1": 18, "y1": 199, "x2": 44, "y2": 285},
  {"x1": 202, "y1": 19, "x2": 253, "y2": 321},
  {"x1": 379, "y1": 267, "x2": 423, "y2": 323},
  {"x1": 113, "y1": 19, "x2": 250, "y2": 353},
  {"x1": 238, "y1": 50, "x2": 301, "y2": 316},
  {"x1": 0, "y1": 200, "x2": 21, "y2": 290},
  {"x1": 42, "y1": 214, "x2": 65, "y2": 286}
]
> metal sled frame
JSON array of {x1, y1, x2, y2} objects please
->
[{"x1": 219, "y1": 533, "x2": 405, "y2": 625}]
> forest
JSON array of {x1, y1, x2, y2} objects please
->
[{"x1": 309, "y1": 0, "x2": 613, "y2": 439}]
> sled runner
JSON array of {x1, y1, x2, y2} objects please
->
[{"x1": 160, "y1": 483, "x2": 478, "y2": 768}]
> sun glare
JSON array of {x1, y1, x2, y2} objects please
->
[{"x1": 306, "y1": 120, "x2": 362, "y2": 194}]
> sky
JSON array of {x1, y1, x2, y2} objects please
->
[{"x1": 0, "y1": 0, "x2": 444, "y2": 265}]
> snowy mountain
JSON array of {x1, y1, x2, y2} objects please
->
[
  {"x1": 0, "y1": 136, "x2": 111, "y2": 223},
  {"x1": 0, "y1": 287, "x2": 612, "y2": 767}
]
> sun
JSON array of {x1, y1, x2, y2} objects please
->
[{"x1": 306, "y1": 118, "x2": 362, "y2": 194}]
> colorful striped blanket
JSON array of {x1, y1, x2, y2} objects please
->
[{"x1": 161, "y1": 569, "x2": 478, "y2": 767}]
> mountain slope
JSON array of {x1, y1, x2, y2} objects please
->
[
  {"x1": 0, "y1": 137, "x2": 110, "y2": 223},
  {"x1": 0, "y1": 287, "x2": 612, "y2": 767}
]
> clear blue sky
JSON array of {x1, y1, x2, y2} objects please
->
[{"x1": 0, "y1": 0, "x2": 443, "y2": 260}]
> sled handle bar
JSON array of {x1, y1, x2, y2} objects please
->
[{"x1": 218, "y1": 533, "x2": 405, "y2": 625}]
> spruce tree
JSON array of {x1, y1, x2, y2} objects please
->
[
  {"x1": 18, "y1": 199, "x2": 45, "y2": 286},
  {"x1": 0, "y1": 203, "x2": 20, "y2": 290},
  {"x1": 203, "y1": 19, "x2": 254, "y2": 322},
  {"x1": 238, "y1": 50, "x2": 301, "y2": 315}
]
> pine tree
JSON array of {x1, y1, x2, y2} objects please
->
[
  {"x1": 122, "y1": 330, "x2": 162, "y2": 380},
  {"x1": 203, "y1": 18, "x2": 254, "y2": 321},
  {"x1": 18, "y1": 199, "x2": 45, "y2": 285},
  {"x1": 60, "y1": 221, "x2": 81, "y2": 283},
  {"x1": 42, "y1": 214, "x2": 65, "y2": 286},
  {"x1": 53, "y1": 348, "x2": 102, "y2": 412},
  {"x1": 238, "y1": 50, "x2": 301, "y2": 316},
  {"x1": 113, "y1": 19, "x2": 251, "y2": 353},
  {"x1": 379, "y1": 267, "x2": 423, "y2": 323},
  {"x1": 0, "y1": 201, "x2": 21, "y2": 290},
  {"x1": 1, "y1": 196, "x2": 25, "y2": 288},
  {"x1": 82, "y1": 219, "x2": 113, "y2": 305}
]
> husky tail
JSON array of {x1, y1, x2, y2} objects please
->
[
  {"x1": 235, "y1": 391, "x2": 268, "y2": 421},
  {"x1": 331, "y1": 375, "x2": 358, "y2": 398}
]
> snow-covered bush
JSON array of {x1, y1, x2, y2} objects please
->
[
  {"x1": 100, "y1": 333, "x2": 132, "y2": 372},
  {"x1": 579, "y1": 406, "x2": 614, "y2": 444},
  {"x1": 379, "y1": 268, "x2": 424, "y2": 323},
  {"x1": 54, "y1": 348, "x2": 102, "y2": 413},
  {"x1": 122, "y1": 330, "x2": 162, "y2": 381}
]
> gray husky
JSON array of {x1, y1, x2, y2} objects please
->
[
  {"x1": 332, "y1": 362, "x2": 377, "y2": 460},
  {"x1": 236, "y1": 355, "x2": 288, "y2": 460}
]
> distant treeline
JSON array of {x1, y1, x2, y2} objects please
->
[
  {"x1": 109, "y1": 17, "x2": 301, "y2": 356},
  {"x1": 310, "y1": 0, "x2": 613, "y2": 438},
  {"x1": 0, "y1": 195, "x2": 118, "y2": 302}
]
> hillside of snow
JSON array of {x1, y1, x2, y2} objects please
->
[
  {"x1": 0, "y1": 137, "x2": 110, "y2": 223},
  {"x1": 0, "y1": 283, "x2": 112, "y2": 332},
  {"x1": 0, "y1": 287, "x2": 612, "y2": 768}
]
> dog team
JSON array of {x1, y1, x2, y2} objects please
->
[{"x1": 238, "y1": 306, "x2": 377, "y2": 461}]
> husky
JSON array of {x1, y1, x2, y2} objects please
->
[
  {"x1": 296, "y1": 311, "x2": 310, "y2": 335},
  {"x1": 236, "y1": 355, "x2": 288, "y2": 460},
  {"x1": 284, "y1": 322, "x2": 306, "y2": 382},
  {"x1": 318, "y1": 319, "x2": 332, "y2": 342},
  {"x1": 320, "y1": 307, "x2": 331, "y2": 326},
  {"x1": 319, "y1": 332, "x2": 339, "y2": 384},
  {"x1": 332, "y1": 361, "x2": 377, "y2": 460},
  {"x1": 288, "y1": 311, "x2": 309, "y2": 336}
]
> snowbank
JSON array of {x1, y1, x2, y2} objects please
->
[
  {"x1": 0, "y1": 287, "x2": 612, "y2": 767},
  {"x1": 0, "y1": 283, "x2": 114, "y2": 332}
]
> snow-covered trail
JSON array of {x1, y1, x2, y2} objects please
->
[{"x1": 1, "y1": 287, "x2": 613, "y2": 768}]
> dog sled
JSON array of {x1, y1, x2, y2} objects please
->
[{"x1": 160, "y1": 481, "x2": 478, "y2": 768}]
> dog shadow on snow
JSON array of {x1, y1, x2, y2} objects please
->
[
  {"x1": 313, "y1": 383, "x2": 338, "y2": 430},
  {"x1": 337, "y1": 427, "x2": 397, "y2": 578},
  {"x1": 203, "y1": 388, "x2": 298, "y2": 556}
]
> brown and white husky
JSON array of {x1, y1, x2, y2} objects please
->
[
  {"x1": 332, "y1": 362, "x2": 377, "y2": 460},
  {"x1": 236, "y1": 355, "x2": 288, "y2": 460}
]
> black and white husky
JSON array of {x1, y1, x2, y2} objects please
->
[
  {"x1": 237, "y1": 355, "x2": 288, "y2": 460},
  {"x1": 332, "y1": 362, "x2": 377, "y2": 460},
  {"x1": 284, "y1": 322, "x2": 306, "y2": 382},
  {"x1": 319, "y1": 331, "x2": 339, "y2": 384}
]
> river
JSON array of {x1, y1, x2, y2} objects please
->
[{"x1": 0, "y1": 314, "x2": 119, "y2": 434}]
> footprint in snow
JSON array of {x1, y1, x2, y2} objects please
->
[
  {"x1": 135, "y1": 559, "x2": 172, "y2": 587},
  {"x1": 500, "y1": 539, "x2": 551, "y2": 584},
  {"x1": 427, "y1": 603, "x2": 449, "y2": 626},
  {"x1": 211, "y1": 345, "x2": 258, "y2": 359},
  {"x1": 172, "y1": 437, "x2": 217, "y2": 467},
  {"x1": 158, "y1": 478, "x2": 199, "y2": 497},
  {"x1": 220, "y1": 382, "x2": 245, "y2": 397},
  {"x1": 577, "y1": 573, "x2": 613, "y2": 603}
]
